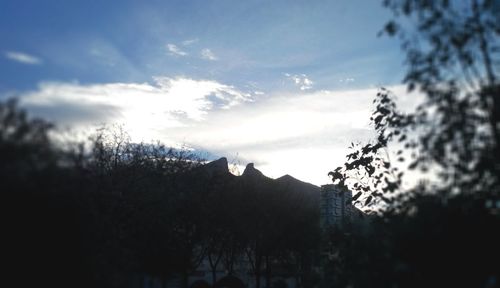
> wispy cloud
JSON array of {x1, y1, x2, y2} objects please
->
[
  {"x1": 5, "y1": 51, "x2": 42, "y2": 65},
  {"x1": 19, "y1": 77, "x2": 252, "y2": 141},
  {"x1": 339, "y1": 77, "x2": 355, "y2": 83},
  {"x1": 166, "y1": 44, "x2": 188, "y2": 56},
  {"x1": 285, "y1": 73, "x2": 313, "y2": 90},
  {"x1": 182, "y1": 38, "x2": 199, "y2": 46},
  {"x1": 201, "y1": 48, "x2": 217, "y2": 61}
]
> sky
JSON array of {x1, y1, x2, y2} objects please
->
[{"x1": 0, "y1": 0, "x2": 414, "y2": 185}]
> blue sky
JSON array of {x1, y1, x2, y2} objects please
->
[{"x1": 0, "y1": 0, "x2": 411, "y2": 185}]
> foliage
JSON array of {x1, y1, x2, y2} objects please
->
[
  {"x1": 381, "y1": 0, "x2": 500, "y2": 199},
  {"x1": 0, "y1": 98, "x2": 55, "y2": 174},
  {"x1": 325, "y1": 1, "x2": 500, "y2": 287},
  {"x1": 329, "y1": 88, "x2": 410, "y2": 209},
  {"x1": 331, "y1": 0, "x2": 500, "y2": 208}
]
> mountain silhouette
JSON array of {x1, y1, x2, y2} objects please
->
[
  {"x1": 242, "y1": 163, "x2": 266, "y2": 178},
  {"x1": 200, "y1": 157, "x2": 233, "y2": 178},
  {"x1": 276, "y1": 174, "x2": 320, "y2": 198},
  {"x1": 194, "y1": 158, "x2": 376, "y2": 227},
  {"x1": 189, "y1": 158, "x2": 320, "y2": 203}
]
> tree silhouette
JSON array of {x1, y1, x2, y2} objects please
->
[
  {"x1": 331, "y1": 0, "x2": 500, "y2": 208},
  {"x1": 326, "y1": 1, "x2": 500, "y2": 286}
]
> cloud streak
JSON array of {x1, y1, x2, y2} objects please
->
[
  {"x1": 286, "y1": 73, "x2": 313, "y2": 90},
  {"x1": 339, "y1": 77, "x2": 355, "y2": 83},
  {"x1": 201, "y1": 48, "x2": 217, "y2": 61},
  {"x1": 19, "y1": 77, "x2": 252, "y2": 141},
  {"x1": 166, "y1": 44, "x2": 188, "y2": 56},
  {"x1": 5, "y1": 51, "x2": 42, "y2": 65},
  {"x1": 182, "y1": 38, "x2": 199, "y2": 46}
]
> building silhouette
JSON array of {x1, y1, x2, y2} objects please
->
[{"x1": 320, "y1": 184, "x2": 352, "y2": 230}]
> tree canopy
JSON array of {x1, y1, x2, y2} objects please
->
[{"x1": 331, "y1": 0, "x2": 500, "y2": 210}]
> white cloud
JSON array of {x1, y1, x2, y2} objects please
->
[
  {"x1": 164, "y1": 85, "x2": 421, "y2": 185},
  {"x1": 287, "y1": 73, "x2": 313, "y2": 90},
  {"x1": 17, "y1": 79, "x2": 421, "y2": 185},
  {"x1": 19, "y1": 77, "x2": 252, "y2": 141},
  {"x1": 339, "y1": 77, "x2": 355, "y2": 83},
  {"x1": 201, "y1": 48, "x2": 217, "y2": 61},
  {"x1": 173, "y1": 88, "x2": 378, "y2": 184},
  {"x1": 5, "y1": 51, "x2": 42, "y2": 65},
  {"x1": 182, "y1": 38, "x2": 199, "y2": 46},
  {"x1": 166, "y1": 44, "x2": 188, "y2": 56}
]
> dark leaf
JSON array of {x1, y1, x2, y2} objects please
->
[
  {"x1": 352, "y1": 192, "x2": 363, "y2": 201},
  {"x1": 364, "y1": 196, "x2": 373, "y2": 206}
]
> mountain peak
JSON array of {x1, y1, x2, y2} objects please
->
[
  {"x1": 213, "y1": 157, "x2": 228, "y2": 167},
  {"x1": 277, "y1": 174, "x2": 295, "y2": 181},
  {"x1": 242, "y1": 162, "x2": 264, "y2": 177},
  {"x1": 276, "y1": 173, "x2": 320, "y2": 200},
  {"x1": 203, "y1": 157, "x2": 229, "y2": 175}
]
